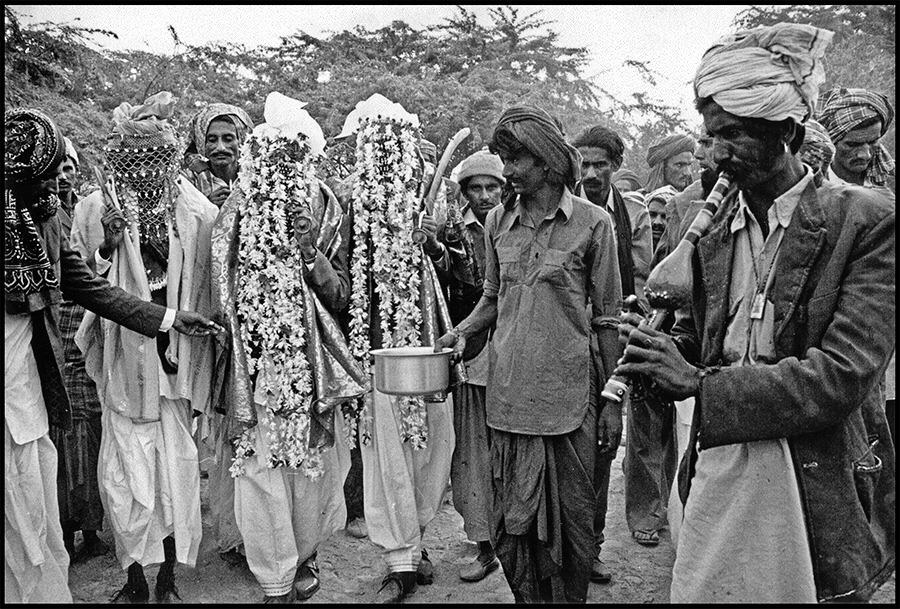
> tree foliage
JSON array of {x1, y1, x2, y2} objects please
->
[{"x1": 734, "y1": 4, "x2": 895, "y2": 159}]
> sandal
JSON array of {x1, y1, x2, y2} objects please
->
[{"x1": 632, "y1": 530, "x2": 660, "y2": 547}]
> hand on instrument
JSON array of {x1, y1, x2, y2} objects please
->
[{"x1": 613, "y1": 318, "x2": 700, "y2": 401}]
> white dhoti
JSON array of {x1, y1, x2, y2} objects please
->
[
  {"x1": 99, "y1": 397, "x2": 202, "y2": 570},
  {"x1": 205, "y1": 415, "x2": 243, "y2": 555},
  {"x1": 235, "y1": 407, "x2": 351, "y2": 597},
  {"x1": 5, "y1": 430, "x2": 73, "y2": 604},
  {"x1": 362, "y1": 389, "x2": 455, "y2": 572}
]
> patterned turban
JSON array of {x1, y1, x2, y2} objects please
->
[
  {"x1": 817, "y1": 87, "x2": 895, "y2": 186},
  {"x1": 799, "y1": 119, "x2": 835, "y2": 171},
  {"x1": 694, "y1": 23, "x2": 833, "y2": 123},
  {"x1": 646, "y1": 134, "x2": 695, "y2": 191},
  {"x1": 188, "y1": 102, "x2": 254, "y2": 155},
  {"x1": 492, "y1": 106, "x2": 581, "y2": 190},
  {"x1": 5, "y1": 108, "x2": 66, "y2": 184}
]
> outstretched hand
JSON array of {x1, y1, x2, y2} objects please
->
[{"x1": 172, "y1": 310, "x2": 225, "y2": 337}]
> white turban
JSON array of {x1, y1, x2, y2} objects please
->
[
  {"x1": 255, "y1": 91, "x2": 326, "y2": 156},
  {"x1": 337, "y1": 93, "x2": 419, "y2": 138},
  {"x1": 694, "y1": 23, "x2": 833, "y2": 123}
]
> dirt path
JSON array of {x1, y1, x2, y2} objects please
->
[{"x1": 68, "y1": 441, "x2": 895, "y2": 604}]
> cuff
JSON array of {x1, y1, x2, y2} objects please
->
[
  {"x1": 95, "y1": 249, "x2": 112, "y2": 275},
  {"x1": 159, "y1": 307, "x2": 177, "y2": 333}
]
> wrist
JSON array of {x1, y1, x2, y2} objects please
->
[
  {"x1": 301, "y1": 247, "x2": 317, "y2": 264},
  {"x1": 424, "y1": 241, "x2": 445, "y2": 259}
]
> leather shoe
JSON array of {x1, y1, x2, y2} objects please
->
[
  {"x1": 590, "y1": 557, "x2": 612, "y2": 584},
  {"x1": 377, "y1": 571, "x2": 417, "y2": 604},
  {"x1": 416, "y1": 549, "x2": 434, "y2": 585},
  {"x1": 293, "y1": 555, "x2": 320, "y2": 600},
  {"x1": 459, "y1": 555, "x2": 500, "y2": 582}
]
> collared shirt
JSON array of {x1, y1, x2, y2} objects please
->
[
  {"x1": 483, "y1": 188, "x2": 622, "y2": 435},
  {"x1": 723, "y1": 168, "x2": 814, "y2": 365}
]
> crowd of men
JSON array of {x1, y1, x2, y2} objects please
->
[{"x1": 5, "y1": 20, "x2": 895, "y2": 605}]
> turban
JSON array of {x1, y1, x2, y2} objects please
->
[
  {"x1": 493, "y1": 106, "x2": 581, "y2": 190},
  {"x1": 817, "y1": 87, "x2": 895, "y2": 186},
  {"x1": 338, "y1": 93, "x2": 419, "y2": 138},
  {"x1": 108, "y1": 90, "x2": 178, "y2": 145},
  {"x1": 454, "y1": 150, "x2": 504, "y2": 186},
  {"x1": 646, "y1": 134, "x2": 695, "y2": 191},
  {"x1": 694, "y1": 23, "x2": 833, "y2": 123},
  {"x1": 5, "y1": 108, "x2": 66, "y2": 184},
  {"x1": 611, "y1": 168, "x2": 643, "y2": 192},
  {"x1": 188, "y1": 102, "x2": 254, "y2": 155},
  {"x1": 799, "y1": 119, "x2": 835, "y2": 171},
  {"x1": 645, "y1": 184, "x2": 678, "y2": 206},
  {"x1": 254, "y1": 91, "x2": 326, "y2": 157},
  {"x1": 64, "y1": 136, "x2": 79, "y2": 167}
]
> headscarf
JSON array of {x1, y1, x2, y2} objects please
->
[
  {"x1": 188, "y1": 102, "x2": 254, "y2": 157},
  {"x1": 257, "y1": 91, "x2": 326, "y2": 156},
  {"x1": 4, "y1": 108, "x2": 66, "y2": 314},
  {"x1": 454, "y1": 150, "x2": 505, "y2": 186},
  {"x1": 64, "y1": 136, "x2": 79, "y2": 167},
  {"x1": 612, "y1": 168, "x2": 643, "y2": 192},
  {"x1": 646, "y1": 134, "x2": 695, "y2": 191},
  {"x1": 799, "y1": 119, "x2": 835, "y2": 172},
  {"x1": 493, "y1": 105, "x2": 581, "y2": 190},
  {"x1": 108, "y1": 90, "x2": 178, "y2": 143},
  {"x1": 817, "y1": 87, "x2": 895, "y2": 186},
  {"x1": 694, "y1": 23, "x2": 833, "y2": 123}
]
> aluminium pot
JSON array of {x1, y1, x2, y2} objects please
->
[{"x1": 370, "y1": 346, "x2": 453, "y2": 396}]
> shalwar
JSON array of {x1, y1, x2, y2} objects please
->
[{"x1": 362, "y1": 387, "x2": 455, "y2": 572}]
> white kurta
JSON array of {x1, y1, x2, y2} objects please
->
[
  {"x1": 361, "y1": 384, "x2": 455, "y2": 572},
  {"x1": 5, "y1": 313, "x2": 73, "y2": 603},
  {"x1": 234, "y1": 407, "x2": 351, "y2": 597},
  {"x1": 670, "y1": 177, "x2": 817, "y2": 603}
]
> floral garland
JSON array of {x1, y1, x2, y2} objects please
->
[
  {"x1": 229, "y1": 129, "x2": 325, "y2": 478},
  {"x1": 347, "y1": 116, "x2": 428, "y2": 449}
]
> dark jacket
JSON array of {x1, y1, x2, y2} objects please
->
[{"x1": 673, "y1": 179, "x2": 896, "y2": 602}]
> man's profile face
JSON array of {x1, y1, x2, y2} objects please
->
[
  {"x1": 499, "y1": 148, "x2": 546, "y2": 197},
  {"x1": 57, "y1": 158, "x2": 77, "y2": 198},
  {"x1": 701, "y1": 102, "x2": 784, "y2": 190},
  {"x1": 663, "y1": 151, "x2": 694, "y2": 192},
  {"x1": 463, "y1": 175, "x2": 503, "y2": 221},
  {"x1": 578, "y1": 146, "x2": 620, "y2": 202},
  {"x1": 205, "y1": 118, "x2": 240, "y2": 172},
  {"x1": 833, "y1": 121, "x2": 882, "y2": 179}
]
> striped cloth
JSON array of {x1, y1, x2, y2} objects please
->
[
  {"x1": 58, "y1": 299, "x2": 103, "y2": 418},
  {"x1": 817, "y1": 88, "x2": 895, "y2": 186}
]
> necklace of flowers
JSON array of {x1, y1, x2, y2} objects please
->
[
  {"x1": 347, "y1": 116, "x2": 429, "y2": 449},
  {"x1": 228, "y1": 129, "x2": 325, "y2": 479}
]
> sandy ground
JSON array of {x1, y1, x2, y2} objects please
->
[{"x1": 68, "y1": 437, "x2": 895, "y2": 604}]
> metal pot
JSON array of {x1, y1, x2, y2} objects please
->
[{"x1": 370, "y1": 347, "x2": 453, "y2": 396}]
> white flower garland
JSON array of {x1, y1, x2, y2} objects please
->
[
  {"x1": 348, "y1": 117, "x2": 428, "y2": 449},
  {"x1": 230, "y1": 130, "x2": 325, "y2": 478}
]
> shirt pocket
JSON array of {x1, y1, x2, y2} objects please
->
[
  {"x1": 539, "y1": 248, "x2": 573, "y2": 289},
  {"x1": 497, "y1": 246, "x2": 521, "y2": 283}
]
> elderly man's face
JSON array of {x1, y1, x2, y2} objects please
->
[
  {"x1": 833, "y1": 121, "x2": 882, "y2": 179},
  {"x1": 578, "y1": 146, "x2": 620, "y2": 203},
  {"x1": 663, "y1": 152, "x2": 694, "y2": 192},
  {"x1": 500, "y1": 148, "x2": 546, "y2": 197},
  {"x1": 57, "y1": 157, "x2": 77, "y2": 198},
  {"x1": 205, "y1": 118, "x2": 240, "y2": 173},
  {"x1": 464, "y1": 175, "x2": 503, "y2": 222},
  {"x1": 702, "y1": 102, "x2": 784, "y2": 190}
]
